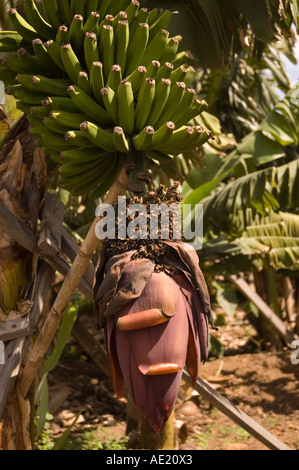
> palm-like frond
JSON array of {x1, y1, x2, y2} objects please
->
[
  {"x1": 152, "y1": 0, "x2": 299, "y2": 68},
  {"x1": 199, "y1": 211, "x2": 299, "y2": 275}
]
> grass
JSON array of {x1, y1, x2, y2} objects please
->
[{"x1": 38, "y1": 426, "x2": 129, "y2": 451}]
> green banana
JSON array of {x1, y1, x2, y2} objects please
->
[
  {"x1": 149, "y1": 10, "x2": 172, "y2": 40},
  {"x1": 43, "y1": 117, "x2": 69, "y2": 135},
  {"x1": 101, "y1": 86, "x2": 118, "y2": 123},
  {"x1": 85, "y1": 0, "x2": 100, "y2": 19},
  {"x1": 90, "y1": 61, "x2": 105, "y2": 104},
  {"x1": 107, "y1": 65, "x2": 122, "y2": 92},
  {"x1": 117, "y1": 80, "x2": 135, "y2": 135},
  {"x1": 50, "y1": 110, "x2": 88, "y2": 129},
  {"x1": 90, "y1": 153, "x2": 126, "y2": 199},
  {"x1": 172, "y1": 51, "x2": 192, "y2": 69},
  {"x1": 146, "y1": 78, "x2": 171, "y2": 126},
  {"x1": 16, "y1": 74, "x2": 71, "y2": 95},
  {"x1": 169, "y1": 87, "x2": 196, "y2": 125},
  {"x1": 30, "y1": 105, "x2": 49, "y2": 119},
  {"x1": 113, "y1": 11, "x2": 128, "y2": 28},
  {"x1": 56, "y1": 25, "x2": 70, "y2": 46},
  {"x1": 16, "y1": 100, "x2": 31, "y2": 114},
  {"x1": 126, "y1": 66, "x2": 147, "y2": 94},
  {"x1": 133, "y1": 126, "x2": 154, "y2": 150},
  {"x1": 145, "y1": 149, "x2": 173, "y2": 165},
  {"x1": 41, "y1": 0, "x2": 61, "y2": 30},
  {"x1": 61, "y1": 43, "x2": 82, "y2": 85},
  {"x1": 175, "y1": 98, "x2": 209, "y2": 128},
  {"x1": 17, "y1": 48, "x2": 46, "y2": 74},
  {"x1": 125, "y1": 0, "x2": 140, "y2": 24},
  {"x1": 157, "y1": 125, "x2": 194, "y2": 151},
  {"x1": 129, "y1": 8, "x2": 149, "y2": 36},
  {"x1": 113, "y1": 126, "x2": 131, "y2": 152},
  {"x1": 32, "y1": 39, "x2": 57, "y2": 69},
  {"x1": 59, "y1": 158, "x2": 101, "y2": 179},
  {"x1": 69, "y1": 14, "x2": 84, "y2": 52},
  {"x1": 65, "y1": 130, "x2": 95, "y2": 147},
  {"x1": 4, "y1": 56, "x2": 31, "y2": 74},
  {"x1": 61, "y1": 147, "x2": 107, "y2": 163},
  {"x1": 12, "y1": 86, "x2": 47, "y2": 105},
  {"x1": 60, "y1": 158, "x2": 110, "y2": 195},
  {"x1": 114, "y1": 20, "x2": 129, "y2": 73},
  {"x1": 71, "y1": 0, "x2": 85, "y2": 17},
  {"x1": 155, "y1": 62, "x2": 174, "y2": 82},
  {"x1": 68, "y1": 85, "x2": 112, "y2": 125},
  {"x1": 145, "y1": 60, "x2": 160, "y2": 79},
  {"x1": 80, "y1": 121, "x2": 115, "y2": 152},
  {"x1": 83, "y1": 11, "x2": 100, "y2": 34},
  {"x1": 147, "y1": 8, "x2": 160, "y2": 25},
  {"x1": 8, "y1": 8, "x2": 38, "y2": 44},
  {"x1": 159, "y1": 36, "x2": 181, "y2": 64},
  {"x1": 126, "y1": 22, "x2": 149, "y2": 75},
  {"x1": 30, "y1": 125, "x2": 46, "y2": 137},
  {"x1": 97, "y1": 14, "x2": 115, "y2": 39},
  {"x1": 42, "y1": 96, "x2": 80, "y2": 113},
  {"x1": 164, "y1": 128, "x2": 212, "y2": 154},
  {"x1": 169, "y1": 65, "x2": 187, "y2": 85},
  {"x1": 24, "y1": 0, "x2": 55, "y2": 40},
  {"x1": 98, "y1": 0, "x2": 111, "y2": 18},
  {"x1": 57, "y1": 0, "x2": 73, "y2": 25},
  {"x1": 154, "y1": 81, "x2": 186, "y2": 129},
  {"x1": 78, "y1": 71, "x2": 92, "y2": 95},
  {"x1": 44, "y1": 40, "x2": 65, "y2": 69},
  {"x1": 141, "y1": 28, "x2": 169, "y2": 66},
  {"x1": 84, "y1": 32, "x2": 99, "y2": 73},
  {"x1": 100, "y1": 25, "x2": 115, "y2": 80},
  {"x1": 0, "y1": 31, "x2": 23, "y2": 52},
  {"x1": 150, "y1": 121, "x2": 175, "y2": 149},
  {"x1": 135, "y1": 77, "x2": 156, "y2": 133},
  {"x1": 0, "y1": 65, "x2": 16, "y2": 86},
  {"x1": 41, "y1": 131, "x2": 78, "y2": 151}
]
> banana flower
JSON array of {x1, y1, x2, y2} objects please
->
[{"x1": 94, "y1": 241, "x2": 211, "y2": 432}]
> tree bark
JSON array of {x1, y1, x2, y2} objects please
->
[{"x1": 0, "y1": 124, "x2": 46, "y2": 449}]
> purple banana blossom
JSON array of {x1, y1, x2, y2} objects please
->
[{"x1": 94, "y1": 241, "x2": 211, "y2": 432}]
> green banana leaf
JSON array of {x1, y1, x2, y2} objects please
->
[{"x1": 198, "y1": 212, "x2": 299, "y2": 275}]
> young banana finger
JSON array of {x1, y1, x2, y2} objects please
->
[
  {"x1": 113, "y1": 126, "x2": 131, "y2": 153},
  {"x1": 24, "y1": 0, "x2": 55, "y2": 40},
  {"x1": 80, "y1": 121, "x2": 116, "y2": 152},
  {"x1": 84, "y1": 32, "x2": 99, "y2": 73},
  {"x1": 146, "y1": 78, "x2": 171, "y2": 127},
  {"x1": 133, "y1": 126, "x2": 154, "y2": 150},
  {"x1": 100, "y1": 25, "x2": 114, "y2": 81},
  {"x1": 117, "y1": 80, "x2": 135, "y2": 135},
  {"x1": 8, "y1": 8, "x2": 38, "y2": 44},
  {"x1": 125, "y1": 22, "x2": 149, "y2": 75},
  {"x1": 90, "y1": 62, "x2": 105, "y2": 105},
  {"x1": 61, "y1": 43, "x2": 83, "y2": 85},
  {"x1": 41, "y1": 0, "x2": 61, "y2": 30},
  {"x1": 126, "y1": 65, "x2": 147, "y2": 94},
  {"x1": 135, "y1": 77, "x2": 155, "y2": 133},
  {"x1": 69, "y1": 14, "x2": 84, "y2": 53},
  {"x1": 141, "y1": 28, "x2": 169, "y2": 67},
  {"x1": 68, "y1": 85, "x2": 112, "y2": 126},
  {"x1": 114, "y1": 20, "x2": 129, "y2": 73},
  {"x1": 101, "y1": 86, "x2": 118, "y2": 123},
  {"x1": 154, "y1": 81, "x2": 186, "y2": 129}
]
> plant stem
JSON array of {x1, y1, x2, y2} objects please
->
[
  {"x1": 126, "y1": 150, "x2": 148, "y2": 196},
  {"x1": 18, "y1": 166, "x2": 129, "y2": 398}
]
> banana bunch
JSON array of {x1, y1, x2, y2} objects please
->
[{"x1": 0, "y1": 0, "x2": 213, "y2": 197}]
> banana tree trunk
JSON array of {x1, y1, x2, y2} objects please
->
[{"x1": 0, "y1": 123, "x2": 46, "y2": 450}]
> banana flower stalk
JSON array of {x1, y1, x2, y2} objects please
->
[{"x1": 94, "y1": 240, "x2": 212, "y2": 432}]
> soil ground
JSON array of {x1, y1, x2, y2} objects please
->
[{"x1": 44, "y1": 309, "x2": 299, "y2": 451}]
